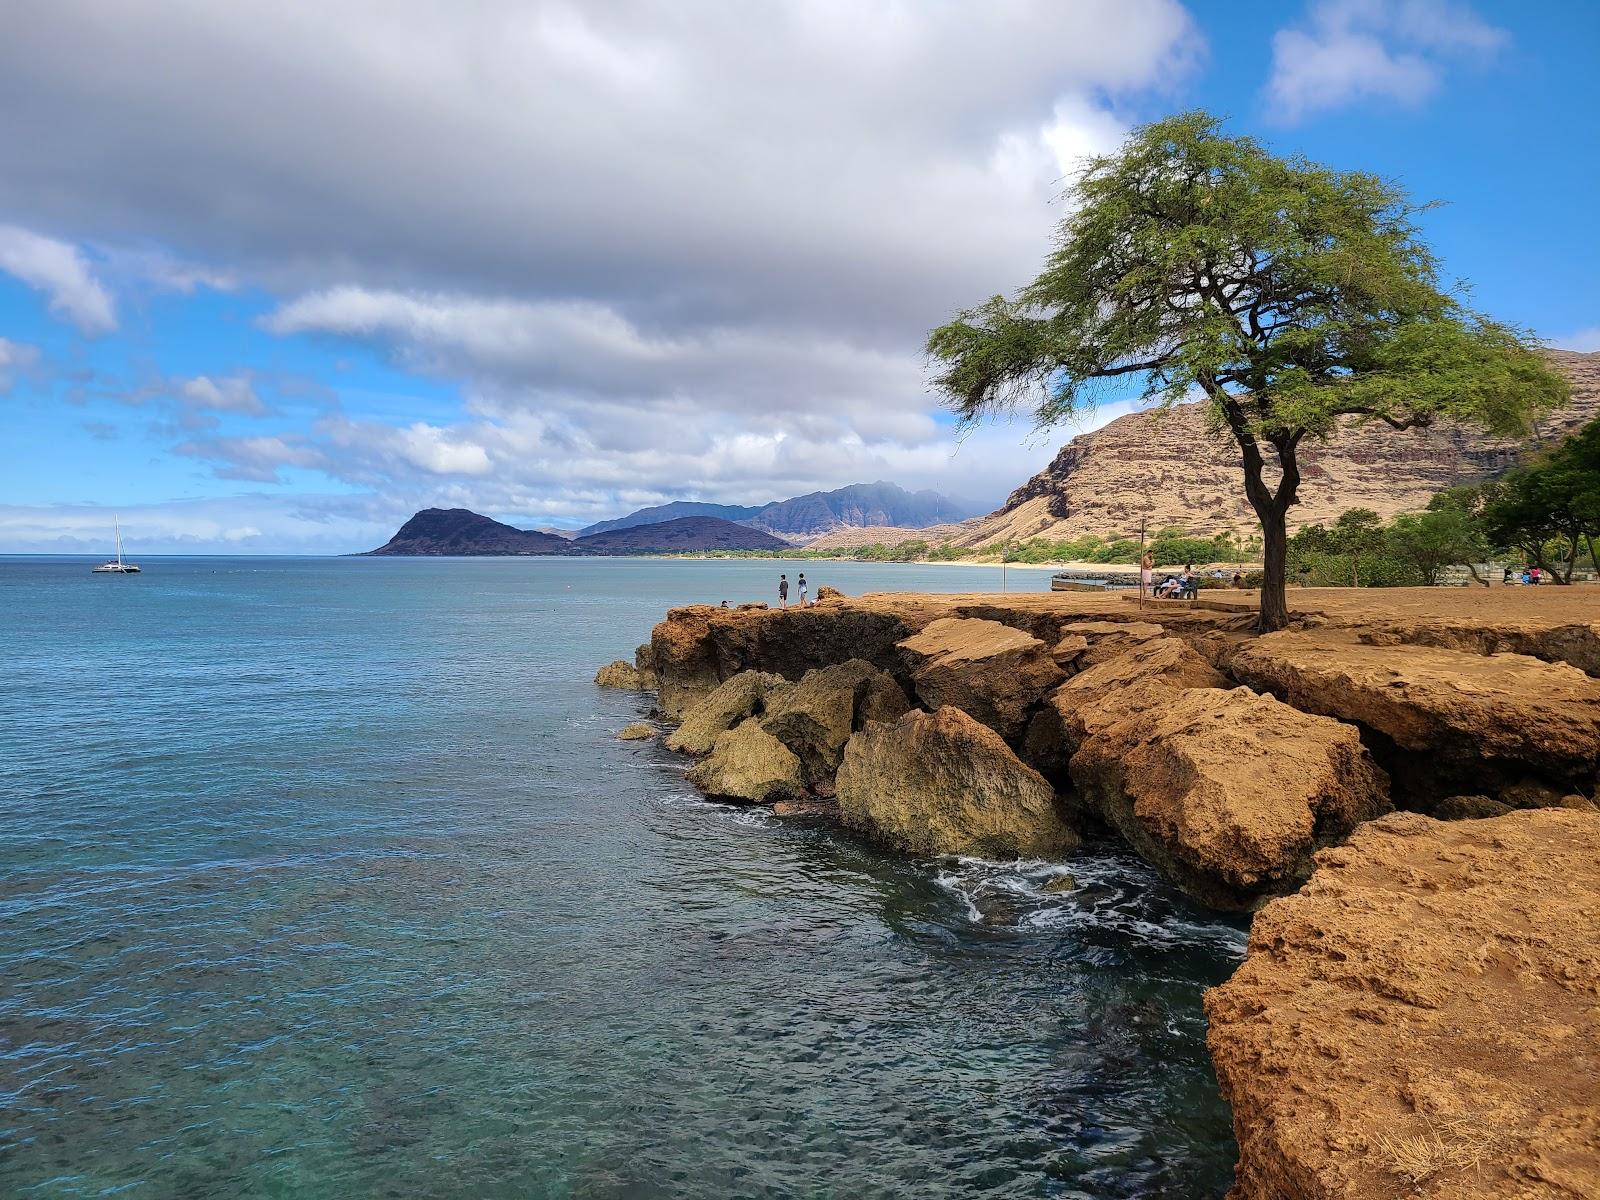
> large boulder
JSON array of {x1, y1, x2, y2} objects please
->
[
  {"x1": 1232, "y1": 632, "x2": 1600, "y2": 800},
  {"x1": 1069, "y1": 687, "x2": 1391, "y2": 910},
  {"x1": 835, "y1": 706, "x2": 1080, "y2": 859},
  {"x1": 759, "y1": 659, "x2": 910, "y2": 783},
  {"x1": 1058, "y1": 619, "x2": 1168, "y2": 668},
  {"x1": 686, "y1": 720, "x2": 805, "y2": 805},
  {"x1": 664, "y1": 670, "x2": 789, "y2": 755},
  {"x1": 595, "y1": 659, "x2": 651, "y2": 689},
  {"x1": 650, "y1": 603, "x2": 914, "y2": 718},
  {"x1": 896, "y1": 618, "x2": 1064, "y2": 743},
  {"x1": 1206, "y1": 810, "x2": 1600, "y2": 1200},
  {"x1": 1023, "y1": 637, "x2": 1228, "y2": 776}
]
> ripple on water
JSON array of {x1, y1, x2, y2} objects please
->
[{"x1": 1, "y1": 557, "x2": 1244, "y2": 1199}]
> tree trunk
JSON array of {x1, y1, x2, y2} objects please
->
[
  {"x1": 1588, "y1": 535, "x2": 1599, "y2": 576},
  {"x1": 1258, "y1": 504, "x2": 1290, "y2": 630},
  {"x1": 1463, "y1": 562, "x2": 1488, "y2": 588}
]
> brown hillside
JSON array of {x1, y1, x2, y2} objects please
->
[{"x1": 943, "y1": 349, "x2": 1599, "y2": 545}]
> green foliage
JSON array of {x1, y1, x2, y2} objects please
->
[
  {"x1": 1288, "y1": 511, "x2": 1423, "y2": 587},
  {"x1": 926, "y1": 110, "x2": 1567, "y2": 628},
  {"x1": 1480, "y1": 416, "x2": 1600, "y2": 582}
]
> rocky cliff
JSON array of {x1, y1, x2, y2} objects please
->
[{"x1": 943, "y1": 349, "x2": 1600, "y2": 544}]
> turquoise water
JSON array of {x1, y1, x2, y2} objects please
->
[{"x1": 0, "y1": 556, "x2": 1244, "y2": 1199}]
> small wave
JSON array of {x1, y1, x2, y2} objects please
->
[{"x1": 933, "y1": 852, "x2": 1248, "y2": 957}]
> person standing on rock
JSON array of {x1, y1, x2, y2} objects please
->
[
  {"x1": 1139, "y1": 551, "x2": 1154, "y2": 607},
  {"x1": 778, "y1": 574, "x2": 789, "y2": 609},
  {"x1": 797, "y1": 573, "x2": 809, "y2": 607}
]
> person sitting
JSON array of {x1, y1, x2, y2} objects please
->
[
  {"x1": 1178, "y1": 569, "x2": 1198, "y2": 599},
  {"x1": 1232, "y1": 571, "x2": 1245, "y2": 588},
  {"x1": 1154, "y1": 574, "x2": 1179, "y2": 598}
]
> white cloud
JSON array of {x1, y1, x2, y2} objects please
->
[
  {"x1": 179, "y1": 373, "x2": 267, "y2": 415},
  {"x1": 0, "y1": 336, "x2": 40, "y2": 392},
  {"x1": 0, "y1": 1, "x2": 1204, "y2": 542},
  {"x1": 0, "y1": 224, "x2": 116, "y2": 333},
  {"x1": 1265, "y1": 0, "x2": 1507, "y2": 122}
]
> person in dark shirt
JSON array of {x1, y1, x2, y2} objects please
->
[{"x1": 778, "y1": 574, "x2": 789, "y2": 609}]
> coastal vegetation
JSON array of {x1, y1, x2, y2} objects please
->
[{"x1": 925, "y1": 110, "x2": 1567, "y2": 631}]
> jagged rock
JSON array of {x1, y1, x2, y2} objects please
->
[
  {"x1": 1358, "y1": 618, "x2": 1600, "y2": 678},
  {"x1": 815, "y1": 585, "x2": 846, "y2": 602},
  {"x1": 1059, "y1": 619, "x2": 1168, "y2": 668},
  {"x1": 1232, "y1": 632, "x2": 1600, "y2": 799},
  {"x1": 686, "y1": 720, "x2": 805, "y2": 805},
  {"x1": 1497, "y1": 778, "x2": 1598, "y2": 812},
  {"x1": 650, "y1": 603, "x2": 913, "y2": 717},
  {"x1": 595, "y1": 660, "x2": 649, "y2": 689},
  {"x1": 617, "y1": 722, "x2": 655, "y2": 741},
  {"x1": 758, "y1": 659, "x2": 911, "y2": 783},
  {"x1": 1206, "y1": 809, "x2": 1600, "y2": 1200},
  {"x1": 1023, "y1": 637, "x2": 1228, "y2": 776},
  {"x1": 1069, "y1": 687, "x2": 1391, "y2": 910},
  {"x1": 835, "y1": 707, "x2": 1079, "y2": 859},
  {"x1": 633, "y1": 642, "x2": 658, "y2": 689},
  {"x1": 772, "y1": 795, "x2": 841, "y2": 819},
  {"x1": 1049, "y1": 633, "x2": 1090, "y2": 669},
  {"x1": 1433, "y1": 794, "x2": 1512, "y2": 820},
  {"x1": 664, "y1": 670, "x2": 789, "y2": 755},
  {"x1": 896, "y1": 618, "x2": 1064, "y2": 743}
]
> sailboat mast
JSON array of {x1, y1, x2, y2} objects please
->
[{"x1": 115, "y1": 516, "x2": 123, "y2": 567}]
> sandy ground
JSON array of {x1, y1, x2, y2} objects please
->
[{"x1": 848, "y1": 584, "x2": 1600, "y2": 626}]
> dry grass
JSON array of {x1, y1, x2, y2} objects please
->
[{"x1": 1376, "y1": 1114, "x2": 1507, "y2": 1186}]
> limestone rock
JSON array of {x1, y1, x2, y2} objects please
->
[
  {"x1": 1024, "y1": 637, "x2": 1228, "y2": 776},
  {"x1": 896, "y1": 618, "x2": 1064, "y2": 743},
  {"x1": 1231, "y1": 632, "x2": 1600, "y2": 798},
  {"x1": 595, "y1": 659, "x2": 649, "y2": 689},
  {"x1": 664, "y1": 670, "x2": 789, "y2": 755},
  {"x1": 836, "y1": 706, "x2": 1079, "y2": 859},
  {"x1": 686, "y1": 719, "x2": 805, "y2": 805},
  {"x1": 815, "y1": 585, "x2": 846, "y2": 602},
  {"x1": 1058, "y1": 619, "x2": 1168, "y2": 668},
  {"x1": 1069, "y1": 687, "x2": 1391, "y2": 910},
  {"x1": 650, "y1": 603, "x2": 913, "y2": 718},
  {"x1": 758, "y1": 659, "x2": 910, "y2": 783},
  {"x1": 633, "y1": 642, "x2": 658, "y2": 689},
  {"x1": 1206, "y1": 809, "x2": 1600, "y2": 1200},
  {"x1": 772, "y1": 795, "x2": 841, "y2": 819},
  {"x1": 617, "y1": 722, "x2": 655, "y2": 741},
  {"x1": 1048, "y1": 633, "x2": 1090, "y2": 669},
  {"x1": 1432, "y1": 794, "x2": 1512, "y2": 820}
]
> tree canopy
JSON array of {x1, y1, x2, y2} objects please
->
[{"x1": 927, "y1": 111, "x2": 1567, "y2": 628}]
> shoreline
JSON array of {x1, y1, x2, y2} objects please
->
[{"x1": 601, "y1": 585, "x2": 1600, "y2": 1199}]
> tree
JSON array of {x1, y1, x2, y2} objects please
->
[
  {"x1": 1482, "y1": 416, "x2": 1600, "y2": 582},
  {"x1": 926, "y1": 112, "x2": 1567, "y2": 631},
  {"x1": 1388, "y1": 496, "x2": 1491, "y2": 586},
  {"x1": 1328, "y1": 508, "x2": 1385, "y2": 587}
]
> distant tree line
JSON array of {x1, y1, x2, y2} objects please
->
[{"x1": 1288, "y1": 413, "x2": 1600, "y2": 586}]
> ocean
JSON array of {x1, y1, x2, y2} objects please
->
[{"x1": 0, "y1": 556, "x2": 1245, "y2": 1199}]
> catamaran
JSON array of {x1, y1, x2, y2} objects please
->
[{"x1": 91, "y1": 517, "x2": 142, "y2": 574}]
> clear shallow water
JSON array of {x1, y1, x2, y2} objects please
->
[{"x1": 0, "y1": 556, "x2": 1245, "y2": 1199}]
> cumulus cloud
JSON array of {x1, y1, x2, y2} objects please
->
[
  {"x1": 0, "y1": 1, "x2": 1204, "y2": 542},
  {"x1": 0, "y1": 224, "x2": 116, "y2": 333},
  {"x1": 1265, "y1": 0, "x2": 1506, "y2": 122}
]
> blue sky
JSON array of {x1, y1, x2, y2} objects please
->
[{"x1": 1, "y1": 0, "x2": 1595, "y2": 553}]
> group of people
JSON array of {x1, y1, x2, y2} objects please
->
[
  {"x1": 720, "y1": 573, "x2": 812, "y2": 611},
  {"x1": 1140, "y1": 553, "x2": 1200, "y2": 601},
  {"x1": 1504, "y1": 565, "x2": 1545, "y2": 585}
]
